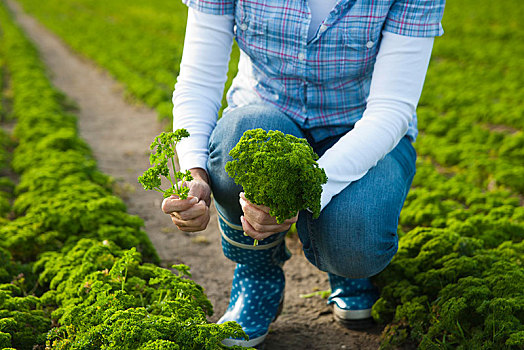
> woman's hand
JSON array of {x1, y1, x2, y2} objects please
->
[
  {"x1": 239, "y1": 192, "x2": 298, "y2": 241},
  {"x1": 162, "y1": 168, "x2": 211, "y2": 232}
]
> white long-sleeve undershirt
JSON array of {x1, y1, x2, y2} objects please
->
[{"x1": 173, "y1": 7, "x2": 434, "y2": 211}]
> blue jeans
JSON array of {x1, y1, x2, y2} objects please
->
[{"x1": 207, "y1": 104, "x2": 416, "y2": 278}]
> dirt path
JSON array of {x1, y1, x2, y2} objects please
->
[{"x1": 7, "y1": 1, "x2": 382, "y2": 348}]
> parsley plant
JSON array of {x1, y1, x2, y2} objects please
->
[
  {"x1": 138, "y1": 130, "x2": 193, "y2": 198},
  {"x1": 226, "y1": 129, "x2": 327, "y2": 242}
]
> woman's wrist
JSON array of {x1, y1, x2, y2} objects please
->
[{"x1": 189, "y1": 167, "x2": 209, "y2": 184}]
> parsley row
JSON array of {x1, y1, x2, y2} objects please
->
[{"x1": 0, "y1": 3, "x2": 247, "y2": 349}]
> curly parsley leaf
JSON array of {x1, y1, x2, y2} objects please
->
[
  {"x1": 226, "y1": 129, "x2": 327, "y2": 224},
  {"x1": 138, "y1": 130, "x2": 193, "y2": 198}
]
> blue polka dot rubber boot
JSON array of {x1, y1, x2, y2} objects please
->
[
  {"x1": 327, "y1": 273, "x2": 379, "y2": 330},
  {"x1": 216, "y1": 211, "x2": 290, "y2": 348}
]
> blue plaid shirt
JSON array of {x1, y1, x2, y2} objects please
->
[{"x1": 182, "y1": 0, "x2": 445, "y2": 142}]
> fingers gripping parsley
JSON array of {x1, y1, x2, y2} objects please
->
[
  {"x1": 138, "y1": 130, "x2": 193, "y2": 199},
  {"x1": 226, "y1": 128, "x2": 327, "y2": 225}
]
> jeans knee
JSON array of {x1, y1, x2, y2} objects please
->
[
  {"x1": 207, "y1": 108, "x2": 268, "y2": 186},
  {"x1": 328, "y1": 240, "x2": 397, "y2": 278},
  {"x1": 320, "y1": 222, "x2": 399, "y2": 279},
  {"x1": 208, "y1": 105, "x2": 305, "y2": 173},
  {"x1": 207, "y1": 113, "x2": 248, "y2": 212},
  {"x1": 208, "y1": 114, "x2": 241, "y2": 173}
]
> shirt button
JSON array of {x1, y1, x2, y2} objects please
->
[
  {"x1": 298, "y1": 53, "x2": 305, "y2": 61},
  {"x1": 319, "y1": 24, "x2": 327, "y2": 33},
  {"x1": 302, "y1": 106, "x2": 307, "y2": 113},
  {"x1": 366, "y1": 41, "x2": 374, "y2": 48},
  {"x1": 240, "y1": 23, "x2": 248, "y2": 31}
]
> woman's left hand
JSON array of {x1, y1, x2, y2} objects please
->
[{"x1": 239, "y1": 192, "x2": 298, "y2": 241}]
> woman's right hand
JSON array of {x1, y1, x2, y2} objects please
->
[{"x1": 161, "y1": 168, "x2": 212, "y2": 232}]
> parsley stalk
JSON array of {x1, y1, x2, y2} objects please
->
[{"x1": 138, "y1": 129, "x2": 193, "y2": 199}]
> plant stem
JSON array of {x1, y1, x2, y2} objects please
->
[
  {"x1": 153, "y1": 187, "x2": 165, "y2": 194},
  {"x1": 171, "y1": 155, "x2": 179, "y2": 193},
  {"x1": 167, "y1": 171, "x2": 175, "y2": 187}
]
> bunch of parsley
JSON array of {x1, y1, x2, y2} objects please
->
[{"x1": 226, "y1": 129, "x2": 327, "y2": 224}]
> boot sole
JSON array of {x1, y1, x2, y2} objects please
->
[{"x1": 334, "y1": 313, "x2": 375, "y2": 330}]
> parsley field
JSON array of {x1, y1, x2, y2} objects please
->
[
  {"x1": 14, "y1": 0, "x2": 239, "y2": 121},
  {"x1": 5, "y1": 0, "x2": 524, "y2": 348}
]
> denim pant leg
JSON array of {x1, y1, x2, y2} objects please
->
[
  {"x1": 207, "y1": 104, "x2": 306, "y2": 226},
  {"x1": 296, "y1": 137, "x2": 417, "y2": 279}
]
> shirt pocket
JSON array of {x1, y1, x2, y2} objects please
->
[
  {"x1": 235, "y1": 15, "x2": 269, "y2": 64},
  {"x1": 338, "y1": 31, "x2": 380, "y2": 78}
]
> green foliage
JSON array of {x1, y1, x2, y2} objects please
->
[
  {"x1": 413, "y1": 0, "x2": 524, "y2": 195},
  {"x1": 0, "y1": 247, "x2": 35, "y2": 292},
  {"x1": 4, "y1": 0, "x2": 523, "y2": 348},
  {"x1": 368, "y1": 1, "x2": 524, "y2": 346},
  {"x1": 15, "y1": 0, "x2": 240, "y2": 120},
  {"x1": 0, "y1": 3, "x2": 247, "y2": 349},
  {"x1": 373, "y1": 228, "x2": 524, "y2": 349},
  {"x1": 34, "y1": 239, "x2": 211, "y2": 320},
  {"x1": 0, "y1": 177, "x2": 13, "y2": 218},
  {"x1": 0, "y1": 128, "x2": 14, "y2": 218},
  {"x1": 0, "y1": 128, "x2": 11, "y2": 172},
  {"x1": 138, "y1": 130, "x2": 193, "y2": 199},
  {"x1": 38, "y1": 239, "x2": 248, "y2": 349},
  {"x1": 0, "y1": 286, "x2": 51, "y2": 350},
  {"x1": 46, "y1": 295, "x2": 247, "y2": 350},
  {"x1": 0, "y1": 1, "x2": 158, "y2": 264},
  {"x1": 226, "y1": 129, "x2": 327, "y2": 223}
]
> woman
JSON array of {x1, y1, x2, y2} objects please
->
[{"x1": 162, "y1": 0, "x2": 445, "y2": 347}]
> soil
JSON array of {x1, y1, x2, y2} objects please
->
[{"x1": 6, "y1": 1, "x2": 383, "y2": 348}]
